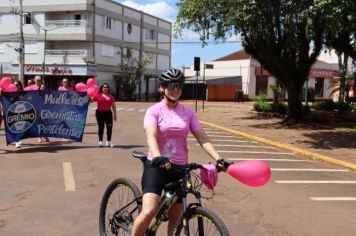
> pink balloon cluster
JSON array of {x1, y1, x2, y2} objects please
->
[
  {"x1": 227, "y1": 160, "x2": 271, "y2": 187},
  {"x1": 0, "y1": 77, "x2": 18, "y2": 92},
  {"x1": 75, "y1": 77, "x2": 98, "y2": 98}
]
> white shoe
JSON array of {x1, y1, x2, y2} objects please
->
[
  {"x1": 98, "y1": 141, "x2": 104, "y2": 147},
  {"x1": 106, "y1": 141, "x2": 114, "y2": 148},
  {"x1": 15, "y1": 142, "x2": 22, "y2": 148}
]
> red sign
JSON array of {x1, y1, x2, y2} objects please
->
[
  {"x1": 25, "y1": 65, "x2": 73, "y2": 75},
  {"x1": 309, "y1": 69, "x2": 340, "y2": 78},
  {"x1": 256, "y1": 67, "x2": 340, "y2": 79}
]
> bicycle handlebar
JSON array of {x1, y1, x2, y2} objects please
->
[{"x1": 131, "y1": 150, "x2": 229, "y2": 172}]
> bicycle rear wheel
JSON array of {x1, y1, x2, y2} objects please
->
[
  {"x1": 173, "y1": 207, "x2": 230, "y2": 236},
  {"x1": 99, "y1": 178, "x2": 142, "y2": 236}
]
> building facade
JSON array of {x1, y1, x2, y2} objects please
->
[
  {"x1": 184, "y1": 50, "x2": 354, "y2": 101},
  {"x1": 0, "y1": 0, "x2": 171, "y2": 99}
]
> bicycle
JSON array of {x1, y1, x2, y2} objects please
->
[{"x1": 99, "y1": 150, "x2": 230, "y2": 236}]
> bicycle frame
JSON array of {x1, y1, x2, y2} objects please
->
[
  {"x1": 147, "y1": 170, "x2": 202, "y2": 236},
  {"x1": 110, "y1": 169, "x2": 203, "y2": 236}
]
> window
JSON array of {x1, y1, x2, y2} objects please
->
[
  {"x1": 315, "y1": 77, "x2": 324, "y2": 97},
  {"x1": 74, "y1": 14, "x2": 81, "y2": 25},
  {"x1": 126, "y1": 48, "x2": 132, "y2": 58},
  {"x1": 24, "y1": 13, "x2": 32, "y2": 24},
  {"x1": 145, "y1": 29, "x2": 156, "y2": 40},
  {"x1": 255, "y1": 75, "x2": 268, "y2": 96},
  {"x1": 25, "y1": 43, "x2": 38, "y2": 54},
  {"x1": 104, "y1": 16, "x2": 112, "y2": 30},
  {"x1": 0, "y1": 43, "x2": 4, "y2": 53},
  {"x1": 101, "y1": 44, "x2": 115, "y2": 57},
  {"x1": 127, "y1": 23, "x2": 132, "y2": 34}
]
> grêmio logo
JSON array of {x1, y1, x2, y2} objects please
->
[
  {"x1": 25, "y1": 65, "x2": 73, "y2": 75},
  {"x1": 6, "y1": 101, "x2": 36, "y2": 134}
]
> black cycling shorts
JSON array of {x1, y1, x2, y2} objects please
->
[{"x1": 141, "y1": 162, "x2": 185, "y2": 199}]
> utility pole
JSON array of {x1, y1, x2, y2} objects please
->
[{"x1": 18, "y1": 0, "x2": 25, "y2": 84}]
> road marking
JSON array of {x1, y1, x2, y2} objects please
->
[
  {"x1": 212, "y1": 139, "x2": 257, "y2": 143},
  {"x1": 228, "y1": 158, "x2": 313, "y2": 162},
  {"x1": 200, "y1": 121, "x2": 356, "y2": 171},
  {"x1": 116, "y1": 108, "x2": 124, "y2": 111},
  {"x1": 205, "y1": 131, "x2": 229, "y2": 134},
  {"x1": 197, "y1": 144, "x2": 275, "y2": 149},
  {"x1": 62, "y1": 162, "x2": 76, "y2": 192},
  {"x1": 138, "y1": 109, "x2": 146, "y2": 112},
  {"x1": 127, "y1": 108, "x2": 135, "y2": 111},
  {"x1": 275, "y1": 180, "x2": 356, "y2": 184},
  {"x1": 218, "y1": 150, "x2": 295, "y2": 155},
  {"x1": 310, "y1": 197, "x2": 356, "y2": 201},
  {"x1": 208, "y1": 135, "x2": 240, "y2": 138},
  {"x1": 271, "y1": 168, "x2": 349, "y2": 172},
  {"x1": 188, "y1": 134, "x2": 240, "y2": 138},
  {"x1": 188, "y1": 138, "x2": 253, "y2": 143}
]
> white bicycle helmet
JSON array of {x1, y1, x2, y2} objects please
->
[{"x1": 158, "y1": 68, "x2": 185, "y2": 85}]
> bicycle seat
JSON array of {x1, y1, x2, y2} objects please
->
[{"x1": 132, "y1": 151, "x2": 147, "y2": 162}]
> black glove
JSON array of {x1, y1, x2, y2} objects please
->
[
  {"x1": 216, "y1": 158, "x2": 229, "y2": 172},
  {"x1": 150, "y1": 156, "x2": 170, "y2": 167}
]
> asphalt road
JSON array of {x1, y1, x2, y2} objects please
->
[{"x1": 1, "y1": 102, "x2": 356, "y2": 236}]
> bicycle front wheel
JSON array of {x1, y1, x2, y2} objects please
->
[
  {"x1": 99, "y1": 178, "x2": 142, "y2": 236},
  {"x1": 173, "y1": 207, "x2": 230, "y2": 236}
]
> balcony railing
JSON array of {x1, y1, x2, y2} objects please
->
[
  {"x1": 46, "y1": 49, "x2": 88, "y2": 56},
  {"x1": 45, "y1": 20, "x2": 88, "y2": 29}
]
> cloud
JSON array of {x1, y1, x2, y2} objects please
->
[{"x1": 121, "y1": 1, "x2": 176, "y2": 22}]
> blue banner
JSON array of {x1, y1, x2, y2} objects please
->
[{"x1": 2, "y1": 90, "x2": 89, "y2": 144}]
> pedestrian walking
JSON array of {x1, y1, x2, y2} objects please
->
[
  {"x1": 58, "y1": 78, "x2": 73, "y2": 91},
  {"x1": 0, "y1": 87, "x2": 3, "y2": 130},
  {"x1": 70, "y1": 79, "x2": 76, "y2": 91},
  {"x1": 93, "y1": 83, "x2": 117, "y2": 148},
  {"x1": 13, "y1": 81, "x2": 24, "y2": 148},
  {"x1": 34, "y1": 75, "x2": 50, "y2": 143}
]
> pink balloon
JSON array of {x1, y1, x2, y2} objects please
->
[
  {"x1": 227, "y1": 160, "x2": 271, "y2": 187},
  {"x1": 75, "y1": 82, "x2": 88, "y2": 92},
  {"x1": 86, "y1": 78, "x2": 96, "y2": 88},
  {"x1": 87, "y1": 85, "x2": 99, "y2": 98},
  {"x1": 0, "y1": 77, "x2": 12, "y2": 88},
  {"x1": 4, "y1": 83, "x2": 18, "y2": 92}
]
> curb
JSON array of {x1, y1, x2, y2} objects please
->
[{"x1": 200, "y1": 120, "x2": 356, "y2": 171}]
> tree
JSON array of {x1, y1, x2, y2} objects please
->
[
  {"x1": 312, "y1": 0, "x2": 356, "y2": 61},
  {"x1": 117, "y1": 48, "x2": 154, "y2": 100},
  {"x1": 175, "y1": 0, "x2": 328, "y2": 122},
  {"x1": 310, "y1": 0, "x2": 356, "y2": 102}
]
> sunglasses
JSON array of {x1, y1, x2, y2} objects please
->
[{"x1": 165, "y1": 82, "x2": 183, "y2": 90}]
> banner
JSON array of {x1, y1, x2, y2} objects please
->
[{"x1": 2, "y1": 90, "x2": 89, "y2": 144}]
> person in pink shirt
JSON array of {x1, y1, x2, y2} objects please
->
[
  {"x1": 131, "y1": 68, "x2": 228, "y2": 236},
  {"x1": 93, "y1": 83, "x2": 117, "y2": 147},
  {"x1": 58, "y1": 78, "x2": 73, "y2": 91}
]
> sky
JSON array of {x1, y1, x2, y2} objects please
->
[{"x1": 115, "y1": 0, "x2": 243, "y2": 69}]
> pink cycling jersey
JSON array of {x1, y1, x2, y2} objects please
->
[{"x1": 143, "y1": 101, "x2": 202, "y2": 165}]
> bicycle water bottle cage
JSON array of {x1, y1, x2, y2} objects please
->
[{"x1": 200, "y1": 164, "x2": 218, "y2": 190}]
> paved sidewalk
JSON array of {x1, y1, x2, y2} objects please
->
[{"x1": 193, "y1": 101, "x2": 356, "y2": 170}]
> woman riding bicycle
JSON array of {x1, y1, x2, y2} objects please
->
[{"x1": 131, "y1": 68, "x2": 227, "y2": 236}]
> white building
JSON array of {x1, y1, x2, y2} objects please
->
[
  {"x1": 0, "y1": 0, "x2": 171, "y2": 99},
  {"x1": 183, "y1": 50, "x2": 351, "y2": 101}
]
